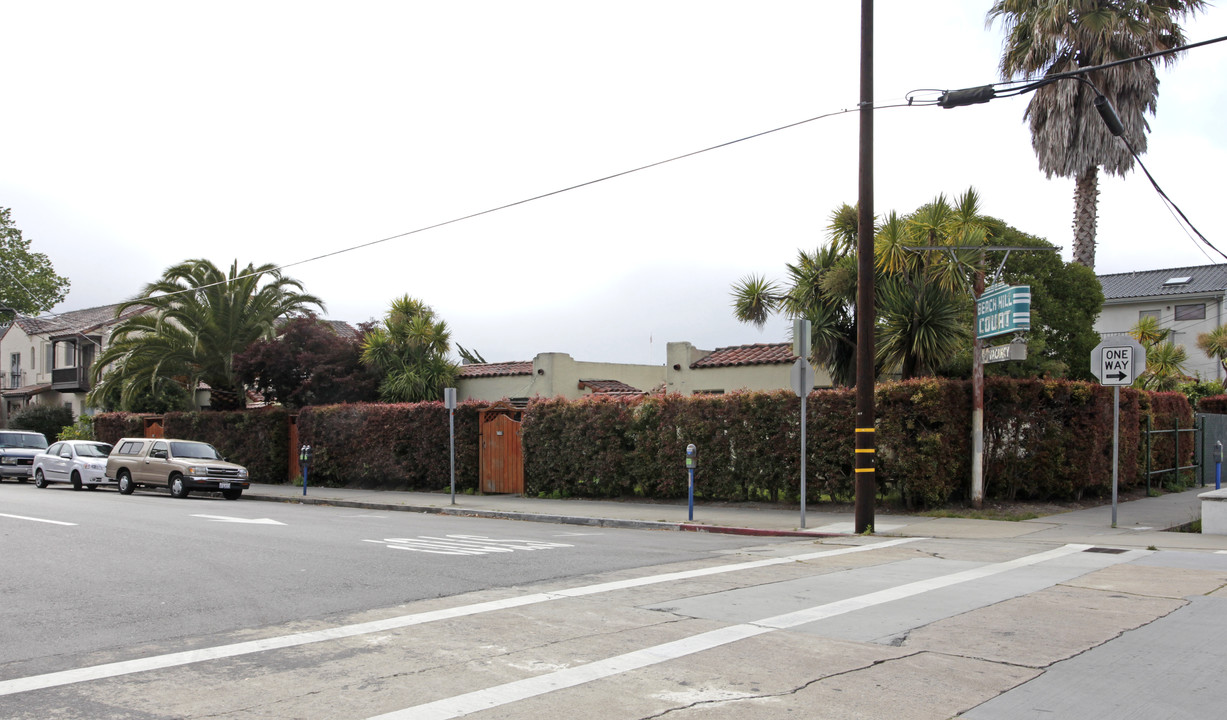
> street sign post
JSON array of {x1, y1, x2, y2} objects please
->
[
  {"x1": 790, "y1": 356, "x2": 814, "y2": 528},
  {"x1": 1090, "y1": 338, "x2": 1147, "y2": 527}
]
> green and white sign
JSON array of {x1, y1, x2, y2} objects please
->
[{"x1": 976, "y1": 284, "x2": 1031, "y2": 340}]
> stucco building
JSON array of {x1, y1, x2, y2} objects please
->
[{"x1": 457, "y1": 341, "x2": 834, "y2": 404}]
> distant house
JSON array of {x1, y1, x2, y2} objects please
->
[
  {"x1": 457, "y1": 340, "x2": 832, "y2": 404},
  {"x1": 1096, "y1": 264, "x2": 1227, "y2": 381},
  {"x1": 0, "y1": 303, "x2": 145, "y2": 426}
]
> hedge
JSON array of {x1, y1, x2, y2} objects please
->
[
  {"x1": 295, "y1": 401, "x2": 481, "y2": 491},
  {"x1": 90, "y1": 377, "x2": 1193, "y2": 506}
]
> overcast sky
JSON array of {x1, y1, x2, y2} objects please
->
[{"x1": 3, "y1": 2, "x2": 1226, "y2": 366}]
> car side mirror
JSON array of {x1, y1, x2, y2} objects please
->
[{"x1": 61, "y1": 453, "x2": 72, "y2": 459}]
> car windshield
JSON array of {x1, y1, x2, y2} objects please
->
[
  {"x1": 76, "y1": 443, "x2": 113, "y2": 458},
  {"x1": 169, "y1": 442, "x2": 222, "y2": 460},
  {"x1": 0, "y1": 432, "x2": 48, "y2": 449}
]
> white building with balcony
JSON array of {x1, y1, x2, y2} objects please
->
[{"x1": 0, "y1": 303, "x2": 145, "y2": 426}]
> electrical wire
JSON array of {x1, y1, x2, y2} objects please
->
[{"x1": 26, "y1": 100, "x2": 916, "y2": 315}]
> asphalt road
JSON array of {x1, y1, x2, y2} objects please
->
[{"x1": 3, "y1": 482, "x2": 1226, "y2": 720}]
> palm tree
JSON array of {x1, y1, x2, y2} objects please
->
[
  {"x1": 731, "y1": 190, "x2": 987, "y2": 383},
  {"x1": 987, "y1": 0, "x2": 1207, "y2": 268},
  {"x1": 361, "y1": 295, "x2": 459, "y2": 403},
  {"x1": 1130, "y1": 315, "x2": 1188, "y2": 390},
  {"x1": 89, "y1": 259, "x2": 323, "y2": 411},
  {"x1": 1197, "y1": 325, "x2": 1227, "y2": 376}
]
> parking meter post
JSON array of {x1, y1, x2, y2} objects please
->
[
  {"x1": 685, "y1": 444, "x2": 697, "y2": 522},
  {"x1": 1216, "y1": 441, "x2": 1223, "y2": 490},
  {"x1": 299, "y1": 445, "x2": 312, "y2": 497}
]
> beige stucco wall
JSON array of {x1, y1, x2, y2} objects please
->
[
  {"x1": 458, "y1": 342, "x2": 835, "y2": 403},
  {"x1": 1095, "y1": 293, "x2": 1226, "y2": 381}
]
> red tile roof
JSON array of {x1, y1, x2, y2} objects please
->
[
  {"x1": 691, "y1": 342, "x2": 796, "y2": 369},
  {"x1": 578, "y1": 379, "x2": 644, "y2": 396},
  {"x1": 458, "y1": 361, "x2": 533, "y2": 378}
]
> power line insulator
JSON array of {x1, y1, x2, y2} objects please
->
[{"x1": 1094, "y1": 95, "x2": 1125, "y2": 136}]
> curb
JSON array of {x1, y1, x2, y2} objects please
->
[{"x1": 244, "y1": 493, "x2": 840, "y2": 538}]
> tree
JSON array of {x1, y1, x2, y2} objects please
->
[
  {"x1": 361, "y1": 295, "x2": 459, "y2": 403},
  {"x1": 1130, "y1": 315, "x2": 1189, "y2": 390},
  {"x1": 234, "y1": 317, "x2": 381, "y2": 409},
  {"x1": 89, "y1": 259, "x2": 323, "y2": 411},
  {"x1": 987, "y1": 1, "x2": 1208, "y2": 268},
  {"x1": 0, "y1": 208, "x2": 70, "y2": 315},
  {"x1": 979, "y1": 219, "x2": 1104, "y2": 380},
  {"x1": 732, "y1": 190, "x2": 987, "y2": 383},
  {"x1": 1197, "y1": 325, "x2": 1227, "y2": 376}
]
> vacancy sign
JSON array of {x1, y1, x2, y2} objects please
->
[{"x1": 1090, "y1": 338, "x2": 1146, "y2": 386}]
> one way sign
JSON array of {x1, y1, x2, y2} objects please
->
[{"x1": 1091, "y1": 338, "x2": 1146, "y2": 387}]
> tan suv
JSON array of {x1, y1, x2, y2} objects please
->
[{"x1": 107, "y1": 438, "x2": 250, "y2": 500}]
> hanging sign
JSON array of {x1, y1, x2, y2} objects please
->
[{"x1": 976, "y1": 284, "x2": 1031, "y2": 340}]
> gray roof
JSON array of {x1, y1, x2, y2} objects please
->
[
  {"x1": 1098, "y1": 264, "x2": 1227, "y2": 301},
  {"x1": 7, "y1": 303, "x2": 145, "y2": 338}
]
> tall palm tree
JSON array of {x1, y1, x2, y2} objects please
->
[
  {"x1": 89, "y1": 259, "x2": 323, "y2": 411},
  {"x1": 987, "y1": 0, "x2": 1206, "y2": 268},
  {"x1": 361, "y1": 295, "x2": 459, "y2": 403}
]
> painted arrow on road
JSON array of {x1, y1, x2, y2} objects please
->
[{"x1": 191, "y1": 515, "x2": 285, "y2": 525}]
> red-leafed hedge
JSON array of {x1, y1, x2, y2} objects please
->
[
  {"x1": 295, "y1": 401, "x2": 481, "y2": 491},
  {"x1": 91, "y1": 377, "x2": 1194, "y2": 507}
]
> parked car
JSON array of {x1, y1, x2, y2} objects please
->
[
  {"x1": 0, "y1": 430, "x2": 50, "y2": 482},
  {"x1": 106, "y1": 438, "x2": 250, "y2": 499},
  {"x1": 33, "y1": 440, "x2": 115, "y2": 490}
]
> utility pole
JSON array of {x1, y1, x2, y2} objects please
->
[{"x1": 854, "y1": 0, "x2": 875, "y2": 534}]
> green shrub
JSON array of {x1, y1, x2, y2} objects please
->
[{"x1": 10, "y1": 404, "x2": 73, "y2": 443}]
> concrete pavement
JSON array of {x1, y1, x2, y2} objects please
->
[{"x1": 244, "y1": 480, "x2": 1227, "y2": 552}]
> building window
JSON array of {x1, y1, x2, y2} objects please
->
[
  {"x1": 1174, "y1": 303, "x2": 1206, "y2": 321},
  {"x1": 1139, "y1": 309, "x2": 1160, "y2": 322},
  {"x1": 44, "y1": 343, "x2": 54, "y2": 371},
  {"x1": 64, "y1": 401, "x2": 73, "y2": 414}
]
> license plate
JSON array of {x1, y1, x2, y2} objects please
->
[{"x1": 218, "y1": 482, "x2": 231, "y2": 489}]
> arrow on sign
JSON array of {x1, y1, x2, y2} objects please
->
[
  {"x1": 1106, "y1": 372, "x2": 1127, "y2": 381},
  {"x1": 191, "y1": 515, "x2": 285, "y2": 525}
]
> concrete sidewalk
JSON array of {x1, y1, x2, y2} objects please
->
[{"x1": 243, "y1": 481, "x2": 1227, "y2": 551}]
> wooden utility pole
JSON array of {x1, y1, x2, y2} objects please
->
[{"x1": 854, "y1": 0, "x2": 875, "y2": 534}]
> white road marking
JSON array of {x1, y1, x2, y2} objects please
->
[
  {"x1": 0, "y1": 538, "x2": 920, "y2": 697},
  {"x1": 0, "y1": 512, "x2": 77, "y2": 526},
  {"x1": 363, "y1": 535, "x2": 574, "y2": 555},
  {"x1": 369, "y1": 544, "x2": 1094, "y2": 720},
  {"x1": 190, "y1": 515, "x2": 286, "y2": 525}
]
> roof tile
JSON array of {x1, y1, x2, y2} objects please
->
[
  {"x1": 458, "y1": 361, "x2": 533, "y2": 378},
  {"x1": 691, "y1": 342, "x2": 796, "y2": 369}
]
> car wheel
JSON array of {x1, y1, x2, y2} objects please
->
[
  {"x1": 222, "y1": 488, "x2": 243, "y2": 500},
  {"x1": 71, "y1": 471, "x2": 83, "y2": 491},
  {"x1": 34, "y1": 470, "x2": 48, "y2": 489},
  {"x1": 85, "y1": 483, "x2": 99, "y2": 491},
  {"x1": 117, "y1": 470, "x2": 136, "y2": 495},
  {"x1": 169, "y1": 474, "x2": 190, "y2": 499}
]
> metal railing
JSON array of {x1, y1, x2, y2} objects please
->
[{"x1": 1144, "y1": 415, "x2": 1201, "y2": 494}]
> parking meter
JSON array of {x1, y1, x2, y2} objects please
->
[
  {"x1": 1216, "y1": 441, "x2": 1223, "y2": 490},
  {"x1": 299, "y1": 444, "x2": 313, "y2": 496},
  {"x1": 685, "y1": 444, "x2": 696, "y2": 520}
]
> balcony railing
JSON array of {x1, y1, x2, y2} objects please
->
[{"x1": 52, "y1": 366, "x2": 90, "y2": 392}]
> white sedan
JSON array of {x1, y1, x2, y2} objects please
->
[{"x1": 33, "y1": 440, "x2": 115, "y2": 490}]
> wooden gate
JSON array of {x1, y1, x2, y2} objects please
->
[
  {"x1": 480, "y1": 404, "x2": 523, "y2": 494},
  {"x1": 143, "y1": 416, "x2": 164, "y2": 438}
]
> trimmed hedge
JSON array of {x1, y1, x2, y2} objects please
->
[
  {"x1": 296, "y1": 401, "x2": 480, "y2": 491},
  {"x1": 93, "y1": 408, "x2": 290, "y2": 483},
  {"x1": 90, "y1": 377, "x2": 1193, "y2": 506}
]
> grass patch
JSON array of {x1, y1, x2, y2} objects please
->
[{"x1": 923, "y1": 508, "x2": 1041, "y2": 522}]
